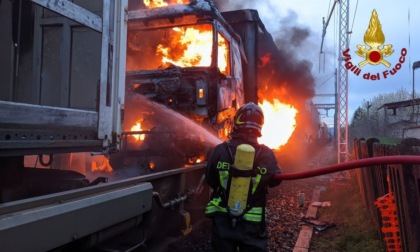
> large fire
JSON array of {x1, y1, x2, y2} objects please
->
[
  {"x1": 258, "y1": 99, "x2": 297, "y2": 150},
  {"x1": 143, "y1": 0, "x2": 189, "y2": 8},
  {"x1": 155, "y1": 25, "x2": 229, "y2": 74},
  {"x1": 140, "y1": 1, "x2": 229, "y2": 73},
  {"x1": 129, "y1": 99, "x2": 297, "y2": 149}
]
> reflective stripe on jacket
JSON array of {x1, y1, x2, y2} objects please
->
[{"x1": 205, "y1": 165, "x2": 263, "y2": 222}]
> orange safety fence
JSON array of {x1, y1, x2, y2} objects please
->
[{"x1": 374, "y1": 192, "x2": 401, "y2": 252}]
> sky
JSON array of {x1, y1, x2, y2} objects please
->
[{"x1": 216, "y1": 0, "x2": 420, "y2": 127}]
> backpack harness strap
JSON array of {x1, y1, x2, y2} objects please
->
[{"x1": 222, "y1": 142, "x2": 266, "y2": 233}]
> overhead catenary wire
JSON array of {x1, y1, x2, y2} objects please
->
[
  {"x1": 320, "y1": 0, "x2": 359, "y2": 73},
  {"x1": 319, "y1": 0, "x2": 339, "y2": 73},
  {"x1": 326, "y1": 0, "x2": 332, "y2": 18},
  {"x1": 348, "y1": 0, "x2": 359, "y2": 43},
  {"x1": 324, "y1": 0, "x2": 332, "y2": 72},
  {"x1": 316, "y1": 72, "x2": 336, "y2": 88}
]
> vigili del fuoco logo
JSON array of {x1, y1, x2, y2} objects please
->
[{"x1": 342, "y1": 9, "x2": 407, "y2": 81}]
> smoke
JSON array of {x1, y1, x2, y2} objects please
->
[
  {"x1": 269, "y1": 10, "x2": 324, "y2": 102},
  {"x1": 214, "y1": 0, "x2": 317, "y2": 103},
  {"x1": 212, "y1": 0, "x2": 244, "y2": 11}
]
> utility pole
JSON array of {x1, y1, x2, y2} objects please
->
[
  {"x1": 413, "y1": 61, "x2": 420, "y2": 123},
  {"x1": 367, "y1": 101, "x2": 372, "y2": 119}
]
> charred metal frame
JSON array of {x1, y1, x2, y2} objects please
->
[{"x1": 125, "y1": 3, "x2": 246, "y2": 141}]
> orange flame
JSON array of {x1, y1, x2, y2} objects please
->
[
  {"x1": 143, "y1": 0, "x2": 189, "y2": 8},
  {"x1": 258, "y1": 99, "x2": 297, "y2": 150},
  {"x1": 149, "y1": 160, "x2": 156, "y2": 170},
  {"x1": 91, "y1": 157, "x2": 113, "y2": 173},
  {"x1": 187, "y1": 156, "x2": 205, "y2": 164},
  {"x1": 131, "y1": 121, "x2": 146, "y2": 141},
  {"x1": 156, "y1": 25, "x2": 229, "y2": 74}
]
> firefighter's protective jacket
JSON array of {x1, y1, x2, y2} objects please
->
[{"x1": 205, "y1": 135, "x2": 282, "y2": 223}]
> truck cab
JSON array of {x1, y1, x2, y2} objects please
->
[{"x1": 125, "y1": 1, "x2": 245, "y2": 140}]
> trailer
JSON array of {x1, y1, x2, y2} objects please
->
[{"x1": 0, "y1": 1, "x2": 157, "y2": 251}]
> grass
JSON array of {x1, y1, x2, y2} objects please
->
[
  {"x1": 309, "y1": 172, "x2": 386, "y2": 252},
  {"x1": 377, "y1": 137, "x2": 400, "y2": 145}
]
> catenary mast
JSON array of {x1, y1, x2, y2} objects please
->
[
  {"x1": 337, "y1": 0, "x2": 350, "y2": 163},
  {"x1": 321, "y1": 0, "x2": 350, "y2": 163}
]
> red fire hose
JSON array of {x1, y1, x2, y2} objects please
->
[{"x1": 273, "y1": 155, "x2": 420, "y2": 180}]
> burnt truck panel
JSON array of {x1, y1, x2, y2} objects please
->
[
  {"x1": 126, "y1": 2, "x2": 245, "y2": 140},
  {"x1": 126, "y1": 68, "x2": 216, "y2": 117},
  {"x1": 221, "y1": 9, "x2": 259, "y2": 104}
]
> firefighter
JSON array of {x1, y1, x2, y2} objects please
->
[{"x1": 205, "y1": 102, "x2": 282, "y2": 252}]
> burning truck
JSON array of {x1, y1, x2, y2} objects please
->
[
  {"x1": 115, "y1": 0, "x2": 301, "y2": 172},
  {"x1": 118, "y1": 0, "x2": 251, "y2": 171}
]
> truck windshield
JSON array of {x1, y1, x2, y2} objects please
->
[{"x1": 127, "y1": 23, "x2": 229, "y2": 74}]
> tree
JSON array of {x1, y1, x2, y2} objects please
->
[
  {"x1": 349, "y1": 88, "x2": 413, "y2": 139},
  {"x1": 350, "y1": 106, "x2": 370, "y2": 140}
]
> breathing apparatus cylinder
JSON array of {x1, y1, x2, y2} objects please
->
[{"x1": 227, "y1": 144, "x2": 255, "y2": 216}]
